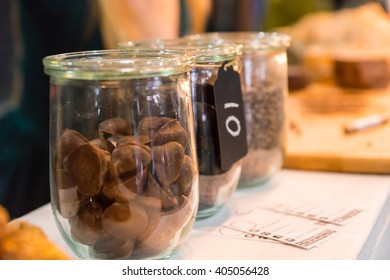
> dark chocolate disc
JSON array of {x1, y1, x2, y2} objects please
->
[
  {"x1": 99, "y1": 117, "x2": 132, "y2": 137},
  {"x1": 102, "y1": 202, "x2": 148, "y2": 240},
  {"x1": 151, "y1": 142, "x2": 184, "y2": 187},
  {"x1": 69, "y1": 200, "x2": 105, "y2": 246},
  {"x1": 152, "y1": 119, "x2": 188, "y2": 148},
  {"x1": 93, "y1": 234, "x2": 135, "y2": 259},
  {"x1": 111, "y1": 144, "x2": 151, "y2": 179},
  {"x1": 171, "y1": 155, "x2": 195, "y2": 196},
  {"x1": 90, "y1": 137, "x2": 115, "y2": 153},
  {"x1": 138, "y1": 116, "x2": 171, "y2": 139},
  {"x1": 59, "y1": 129, "x2": 89, "y2": 160},
  {"x1": 63, "y1": 143, "x2": 108, "y2": 196},
  {"x1": 116, "y1": 135, "x2": 151, "y2": 148}
]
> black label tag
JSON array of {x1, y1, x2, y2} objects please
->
[{"x1": 214, "y1": 62, "x2": 248, "y2": 171}]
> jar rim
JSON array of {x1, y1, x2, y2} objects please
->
[
  {"x1": 43, "y1": 49, "x2": 194, "y2": 80},
  {"x1": 118, "y1": 38, "x2": 240, "y2": 63},
  {"x1": 186, "y1": 32, "x2": 291, "y2": 51}
]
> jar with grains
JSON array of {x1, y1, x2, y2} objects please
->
[
  {"x1": 187, "y1": 32, "x2": 291, "y2": 187},
  {"x1": 120, "y1": 39, "x2": 248, "y2": 219},
  {"x1": 43, "y1": 50, "x2": 198, "y2": 259}
]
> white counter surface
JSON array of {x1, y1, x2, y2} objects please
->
[{"x1": 20, "y1": 169, "x2": 390, "y2": 260}]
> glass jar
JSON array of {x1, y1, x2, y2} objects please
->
[
  {"x1": 43, "y1": 50, "x2": 198, "y2": 259},
  {"x1": 120, "y1": 39, "x2": 247, "y2": 219},
  {"x1": 188, "y1": 32, "x2": 291, "y2": 187}
]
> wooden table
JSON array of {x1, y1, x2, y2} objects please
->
[{"x1": 285, "y1": 83, "x2": 390, "y2": 174}]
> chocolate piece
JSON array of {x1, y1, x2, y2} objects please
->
[
  {"x1": 59, "y1": 129, "x2": 89, "y2": 160},
  {"x1": 334, "y1": 59, "x2": 390, "y2": 88},
  {"x1": 144, "y1": 174, "x2": 178, "y2": 211},
  {"x1": 171, "y1": 155, "x2": 195, "y2": 196},
  {"x1": 101, "y1": 149, "x2": 112, "y2": 162},
  {"x1": 138, "y1": 116, "x2": 171, "y2": 139},
  {"x1": 103, "y1": 167, "x2": 148, "y2": 202},
  {"x1": 151, "y1": 142, "x2": 184, "y2": 187},
  {"x1": 56, "y1": 169, "x2": 73, "y2": 190},
  {"x1": 135, "y1": 193, "x2": 162, "y2": 210},
  {"x1": 99, "y1": 117, "x2": 132, "y2": 137},
  {"x1": 101, "y1": 202, "x2": 148, "y2": 241},
  {"x1": 144, "y1": 173, "x2": 162, "y2": 200},
  {"x1": 138, "y1": 192, "x2": 195, "y2": 257},
  {"x1": 63, "y1": 143, "x2": 108, "y2": 196},
  {"x1": 137, "y1": 209, "x2": 177, "y2": 257},
  {"x1": 102, "y1": 178, "x2": 136, "y2": 203},
  {"x1": 159, "y1": 188, "x2": 179, "y2": 211},
  {"x1": 90, "y1": 138, "x2": 115, "y2": 153},
  {"x1": 69, "y1": 199, "x2": 105, "y2": 246},
  {"x1": 116, "y1": 135, "x2": 151, "y2": 148},
  {"x1": 111, "y1": 144, "x2": 151, "y2": 179},
  {"x1": 152, "y1": 119, "x2": 188, "y2": 148},
  {"x1": 93, "y1": 235, "x2": 135, "y2": 259},
  {"x1": 119, "y1": 168, "x2": 148, "y2": 194}
]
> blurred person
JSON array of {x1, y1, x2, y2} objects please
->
[
  {"x1": 206, "y1": 0, "x2": 268, "y2": 32},
  {"x1": 98, "y1": 0, "x2": 211, "y2": 48},
  {"x1": 0, "y1": 0, "x2": 211, "y2": 218},
  {"x1": 0, "y1": 0, "x2": 103, "y2": 219}
]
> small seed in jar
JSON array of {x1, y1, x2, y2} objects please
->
[{"x1": 244, "y1": 86, "x2": 284, "y2": 150}]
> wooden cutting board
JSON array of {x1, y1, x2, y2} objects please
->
[{"x1": 284, "y1": 83, "x2": 390, "y2": 174}]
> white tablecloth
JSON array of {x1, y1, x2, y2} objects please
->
[{"x1": 20, "y1": 169, "x2": 390, "y2": 260}]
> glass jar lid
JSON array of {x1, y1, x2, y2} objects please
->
[
  {"x1": 119, "y1": 38, "x2": 240, "y2": 63},
  {"x1": 43, "y1": 49, "x2": 194, "y2": 80},
  {"x1": 187, "y1": 32, "x2": 291, "y2": 52}
]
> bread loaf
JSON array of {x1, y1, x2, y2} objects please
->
[
  {"x1": 334, "y1": 58, "x2": 390, "y2": 88},
  {"x1": 0, "y1": 205, "x2": 71, "y2": 260}
]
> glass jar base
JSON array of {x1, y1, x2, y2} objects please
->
[
  {"x1": 238, "y1": 174, "x2": 274, "y2": 188},
  {"x1": 238, "y1": 147, "x2": 283, "y2": 188}
]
